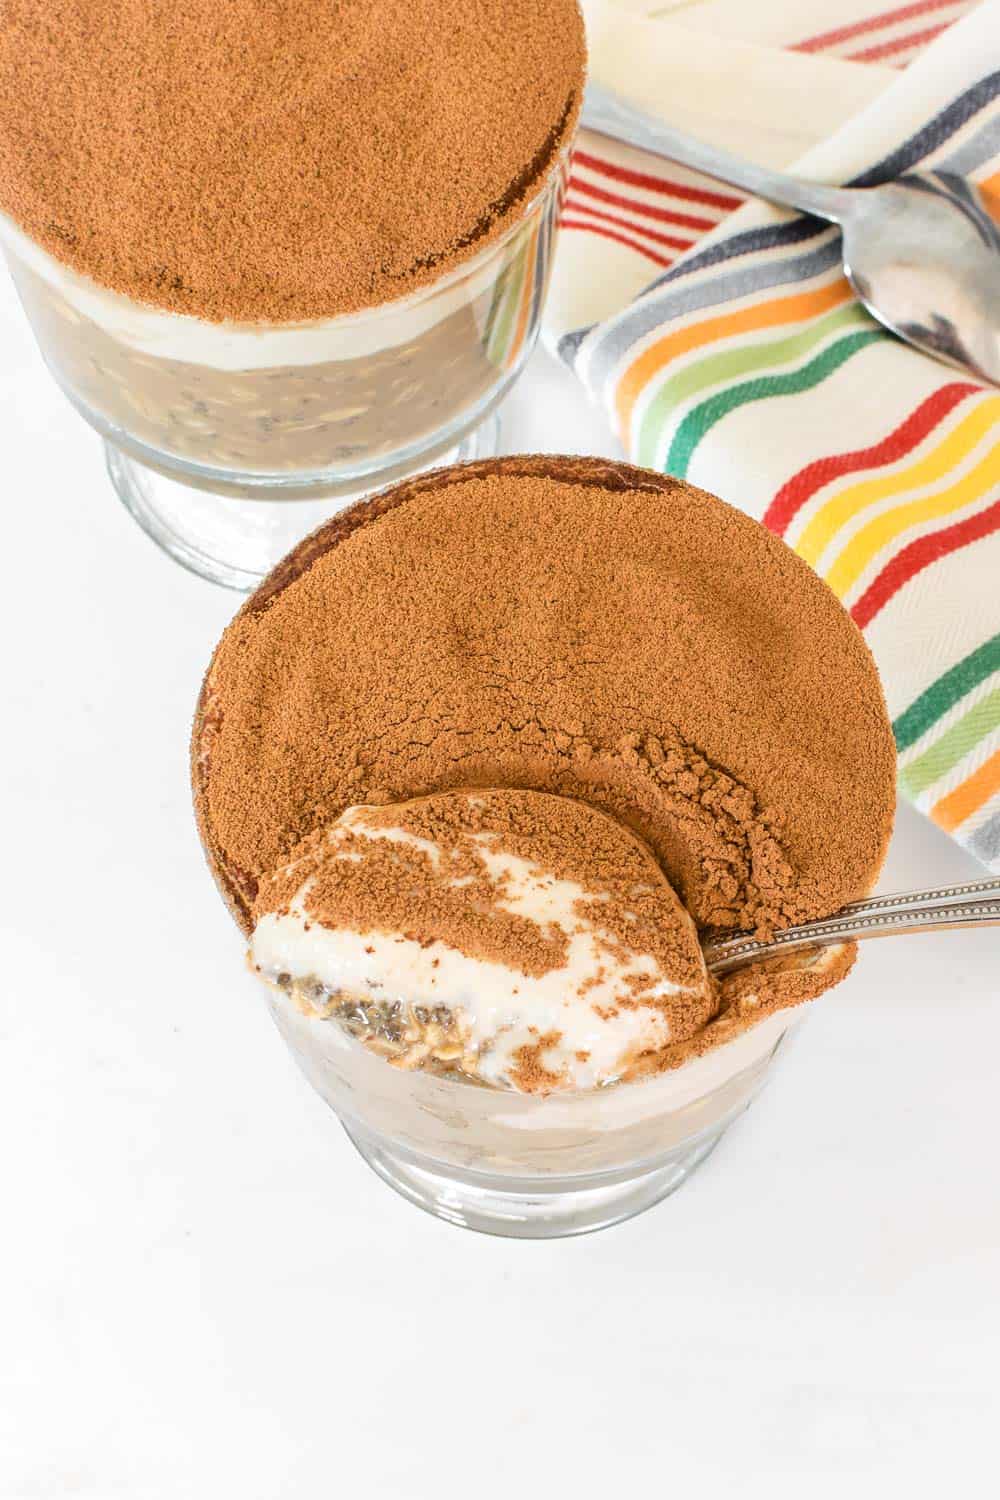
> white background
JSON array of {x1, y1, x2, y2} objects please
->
[{"x1": 2, "y1": 271, "x2": 999, "y2": 1498}]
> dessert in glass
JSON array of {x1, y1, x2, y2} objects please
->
[
  {"x1": 192, "y1": 456, "x2": 896, "y2": 1237},
  {"x1": 0, "y1": 0, "x2": 585, "y2": 589}
]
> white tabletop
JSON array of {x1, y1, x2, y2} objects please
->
[{"x1": 2, "y1": 272, "x2": 998, "y2": 1498}]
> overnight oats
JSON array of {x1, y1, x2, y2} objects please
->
[
  {"x1": 0, "y1": 0, "x2": 585, "y2": 587},
  {"x1": 192, "y1": 456, "x2": 897, "y2": 1237}
]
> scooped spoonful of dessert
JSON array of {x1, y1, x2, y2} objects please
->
[
  {"x1": 704, "y1": 878, "x2": 1000, "y2": 974},
  {"x1": 581, "y1": 82, "x2": 1000, "y2": 385},
  {"x1": 244, "y1": 784, "x2": 999, "y2": 1093}
]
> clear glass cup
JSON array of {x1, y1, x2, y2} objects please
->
[
  {"x1": 1, "y1": 152, "x2": 568, "y2": 591},
  {"x1": 268, "y1": 987, "x2": 795, "y2": 1238}
]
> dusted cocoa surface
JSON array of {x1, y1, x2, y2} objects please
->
[
  {"x1": 192, "y1": 456, "x2": 896, "y2": 944},
  {"x1": 0, "y1": 0, "x2": 585, "y2": 322}
]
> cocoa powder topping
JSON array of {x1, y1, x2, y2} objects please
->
[
  {"x1": 0, "y1": 0, "x2": 585, "y2": 322},
  {"x1": 194, "y1": 457, "x2": 896, "y2": 945}
]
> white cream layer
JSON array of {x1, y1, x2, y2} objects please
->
[
  {"x1": 0, "y1": 204, "x2": 520, "y2": 372},
  {"x1": 250, "y1": 809, "x2": 709, "y2": 1092}
]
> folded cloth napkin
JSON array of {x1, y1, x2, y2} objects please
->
[
  {"x1": 612, "y1": 0, "x2": 977, "y2": 65},
  {"x1": 545, "y1": 0, "x2": 1000, "y2": 870}
]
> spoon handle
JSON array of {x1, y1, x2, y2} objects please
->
[
  {"x1": 704, "y1": 878, "x2": 1000, "y2": 975},
  {"x1": 581, "y1": 82, "x2": 856, "y2": 224}
]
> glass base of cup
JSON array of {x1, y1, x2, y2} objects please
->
[
  {"x1": 105, "y1": 411, "x2": 501, "y2": 592},
  {"x1": 342, "y1": 1119, "x2": 734, "y2": 1239}
]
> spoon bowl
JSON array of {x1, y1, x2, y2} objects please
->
[
  {"x1": 841, "y1": 172, "x2": 1000, "y2": 383},
  {"x1": 581, "y1": 83, "x2": 1000, "y2": 385}
]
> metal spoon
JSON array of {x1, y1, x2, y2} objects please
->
[
  {"x1": 581, "y1": 82, "x2": 1000, "y2": 385},
  {"x1": 703, "y1": 878, "x2": 1000, "y2": 975}
]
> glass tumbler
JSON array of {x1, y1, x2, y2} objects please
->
[
  {"x1": 1, "y1": 152, "x2": 568, "y2": 591},
  {"x1": 268, "y1": 989, "x2": 795, "y2": 1239}
]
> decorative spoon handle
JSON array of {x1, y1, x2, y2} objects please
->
[
  {"x1": 581, "y1": 81, "x2": 856, "y2": 222},
  {"x1": 704, "y1": 879, "x2": 1000, "y2": 975}
]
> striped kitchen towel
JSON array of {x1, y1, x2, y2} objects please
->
[
  {"x1": 614, "y1": 0, "x2": 978, "y2": 70},
  {"x1": 548, "y1": 0, "x2": 1000, "y2": 868}
]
